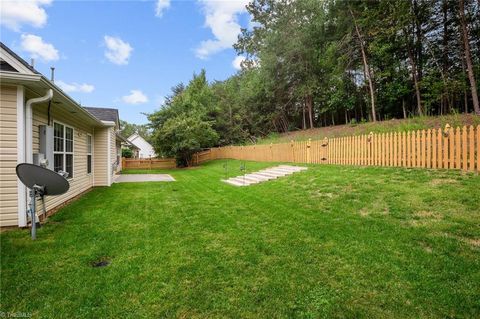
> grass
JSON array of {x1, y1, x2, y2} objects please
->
[
  {"x1": 1, "y1": 160, "x2": 480, "y2": 318},
  {"x1": 257, "y1": 113, "x2": 480, "y2": 144}
]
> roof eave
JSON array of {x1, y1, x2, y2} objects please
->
[
  {"x1": 39, "y1": 77, "x2": 106, "y2": 127},
  {"x1": 0, "y1": 71, "x2": 107, "y2": 128}
]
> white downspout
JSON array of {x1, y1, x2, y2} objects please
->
[
  {"x1": 23, "y1": 89, "x2": 53, "y2": 227},
  {"x1": 107, "y1": 128, "x2": 111, "y2": 186},
  {"x1": 25, "y1": 89, "x2": 53, "y2": 163}
]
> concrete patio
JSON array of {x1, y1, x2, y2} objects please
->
[{"x1": 114, "y1": 174, "x2": 175, "y2": 183}]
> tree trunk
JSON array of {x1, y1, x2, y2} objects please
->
[
  {"x1": 460, "y1": 34, "x2": 469, "y2": 114},
  {"x1": 302, "y1": 101, "x2": 306, "y2": 130},
  {"x1": 305, "y1": 95, "x2": 314, "y2": 129},
  {"x1": 402, "y1": 98, "x2": 407, "y2": 119},
  {"x1": 442, "y1": 0, "x2": 449, "y2": 112},
  {"x1": 464, "y1": 90, "x2": 468, "y2": 113},
  {"x1": 413, "y1": 0, "x2": 423, "y2": 84},
  {"x1": 349, "y1": 7, "x2": 376, "y2": 122},
  {"x1": 407, "y1": 44, "x2": 423, "y2": 116},
  {"x1": 459, "y1": 0, "x2": 480, "y2": 115}
]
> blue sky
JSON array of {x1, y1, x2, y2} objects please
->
[{"x1": 0, "y1": 0, "x2": 250, "y2": 124}]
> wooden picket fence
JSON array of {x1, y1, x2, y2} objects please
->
[
  {"x1": 192, "y1": 150, "x2": 213, "y2": 165},
  {"x1": 198, "y1": 124, "x2": 480, "y2": 172},
  {"x1": 122, "y1": 158, "x2": 176, "y2": 170}
]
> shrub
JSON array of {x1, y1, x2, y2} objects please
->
[{"x1": 122, "y1": 148, "x2": 133, "y2": 158}]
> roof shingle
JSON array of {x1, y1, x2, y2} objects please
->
[{"x1": 84, "y1": 107, "x2": 119, "y2": 123}]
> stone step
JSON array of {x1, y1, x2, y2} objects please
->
[
  {"x1": 259, "y1": 169, "x2": 288, "y2": 176},
  {"x1": 245, "y1": 173, "x2": 272, "y2": 181},
  {"x1": 222, "y1": 165, "x2": 307, "y2": 187},
  {"x1": 240, "y1": 175, "x2": 263, "y2": 183},
  {"x1": 252, "y1": 172, "x2": 278, "y2": 179},
  {"x1": 264, "y1": 169, "x2": 294, "y2": 175},
  {"x1": 223, "y1": 179, "x2": 247, "y2": 186},
  {"x1": 229, "y1": 177, "x2": 258, "y2": 184},
  {"x1": 278, "y1": 165, "x2": 307, "y2": 171},
  {"x1": 271, "y1": 167, "x2": 299, "y2": 172}
]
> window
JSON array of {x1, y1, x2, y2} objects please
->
[
  {"x1": 87, "y1": 134, "x2": 92, "y2": 174},
  {"x1": 53, "y1": 122, "x2": 74, "y2": 178}
]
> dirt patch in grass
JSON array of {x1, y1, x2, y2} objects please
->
[
  {"x1": 414, "y1": 211, "x2": 443, "y2": 219},
  {"x1": 429, "y1": 178, "x2": 459, "y2": 186},
  {"x1": 90, "y1": 256, "x2": 111, "y2": 268},
  {"x1": 358, "y1": 205, "x2": 389, "y2": 217},
  {"x1": 419, "y1": 242, "x2": 433, "y2": 253},
  {"x1": 309, "y1": 190, "x2": 335, "y2": 199},
  {"x1": 407, "y1": 211, "x2": 444, "y2": 227},
  {"x1": 461, "y1": 237, "x2": 480, "y2": 248}
]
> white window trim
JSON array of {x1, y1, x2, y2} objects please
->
[
  {"x1": 53, "y1": 120, "x2": 74, "y2": 179},
  {"x1": 86, "y1": 133, "x2": 93, "y2": 175}
]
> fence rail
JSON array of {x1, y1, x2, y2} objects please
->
[
  {"x1": 192, "y1": 150, "x2": 212, "y2": 165},
  {"x1": 122, "y1": 158, "x2": 176, "y2": 170},
  {"x1": 199, "y1": 124, "x2": 480, "y2": 172}
]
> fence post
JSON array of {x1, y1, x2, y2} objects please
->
[{"x1": 307, "y1": 138, "x2": 311, "y2": 164}]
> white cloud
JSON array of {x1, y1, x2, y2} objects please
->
[
  {"x1": 155, "y1": 0, "x2": 170, "y2": 17},
  {"x1": 56, "y1": 81, "x2": 94, "y2": 93},
  {"x1": 0, "y1": 0, "x2": 52, "y2": 31},
  {"x1": 20, "y1": 34, "x2": 59, "y2": 62},
  {"x1": 104, "y1": 35, "x2": 133, "y2": 65},
  {"x1": 232, "y1": 55, "x2": 245, "y2": 70},
  {"x1": 122, "y1": 90, "x2": 148, "y2": 104},
  {"x1": 195, "y1": 0, "x2": 249, "y2": 59}
]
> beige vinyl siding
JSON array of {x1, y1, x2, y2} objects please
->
[
  {"x1": 93, "y1": 127, "x2": 109, "y2": 186},
  {"x1": 0, "y1": 85, "x2": 18, "y2": 226},
  {"x1": 32, "y1": 101, "x2": 94, "y2": 212},
  {"x1": 111, "y1": 128, "x2": 117, "y2": 175}
]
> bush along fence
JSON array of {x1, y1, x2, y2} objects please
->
[
  {"x1": 194, "y1": 124, "x2": 480, "y2": 172},
  {"x1": 122, "y1": 158, "x2": 176, "y2": 170}
]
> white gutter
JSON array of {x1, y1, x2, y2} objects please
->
[{"x1": 25, "y1": 89, "x2": 53, "y2": 163}]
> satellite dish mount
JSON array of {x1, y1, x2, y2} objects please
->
[{"x1": 16, "y1": 163, "x2": 70, "y2": 240}]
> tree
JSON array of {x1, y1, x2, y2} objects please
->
[
  {"x1": 120, "y1": 120, "x2": 152, "y2": 142},
  {"x1": 152, "y1": 114, "x2": 218, "y2": 167},
  {"x1": 459, "y1": 0, "x2": 480, "y2": 114},
  {"x1": 348, "y1": 5, "x2": 377, "y2": 121},
  {"x1": 147, "y1": 0, "x2": 479, "y2": 150},
  {"x1": 122, "y1": 148, "x2": 133, "y2": 158}
]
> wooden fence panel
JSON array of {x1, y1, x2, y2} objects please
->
[
  {"x1": 193, "y1": 125, "x2": 479, "y2": 173},
  {"x1": 477, "y1": 125, "x2": 480, "y2": 171},
  {"x1": 469, "y1": 126, "x2": 474, "y2": 171},
  {"x1": 123, "y1": 158, "x2": 176, "y2": 170}
]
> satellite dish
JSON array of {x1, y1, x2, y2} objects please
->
[
  {"x1": 16, "y1": 163, "x2": 70, "y2": 240},
  {"x1": 17, "y1": 164, "x2": 70, "y2": 195}
]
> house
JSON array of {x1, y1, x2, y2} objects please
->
[
  {"x1": 127, "y1": 133, "x2": 157, "y2": 158},
  {"x1": 0, "y1": 42, "x2": 127, "y2": 228},
  {"x1": 120, "y1": 137, "x2": 140, "y2": 158},
  {"x1": 83, "y1": 107, "x2": 125, "y2": 173}
]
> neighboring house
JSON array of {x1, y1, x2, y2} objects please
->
[
  {"x1": 0, "y1": 43, "x2": 127, "y2": 228},
  {"x1": 121, "y1": 138, "x2": 140, "y2": 158},
  {"x1": 127, "y1": 133, "x2": 156, "y2": 158}
]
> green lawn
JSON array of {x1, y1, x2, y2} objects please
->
[{"x1": 1, "y1": 160, "x2": 479, "y2": 318}]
